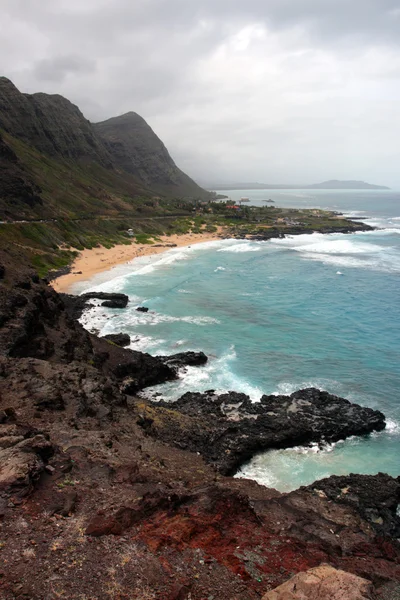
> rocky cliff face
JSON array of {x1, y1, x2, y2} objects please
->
[
  {"x1": 94, "y1": 112, "x2": 209, "y2": 198},
  {"x1": 0, "y1": 77, "x2": 209, "y2": 202},
  {"x1": 0, "y1": 77, "x2": 112, "y2": 167}
]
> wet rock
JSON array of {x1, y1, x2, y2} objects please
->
[
  {"x1": 145, "y1": 388, "x2": 386, "y2": 474},
  {"x1": 102, "y1": 333, "x2": 131, "y2": 347},
  {"x1": 59, "y1": 291, "x2": 129, "y2": 319},
  {"x1": 102, "y1": 298, "x2": 127, "y2": 309},
  {"x1": 136, "y1": 306, "x2": 149, "y2": 313},
  {"x1": 262, "y1": 564, "x2": 374, "y2": 599},
  {"x1": 158, "y1": 351, "x2": 208, "y2": 368}
]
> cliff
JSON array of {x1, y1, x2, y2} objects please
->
[
  {"x1": 0, "y1": 77, "x2": 112, "y2": 167},
  {"x1": 0, "y1": 77, "x2": 210, "y2": 222},
  {"x1": 94, "y1": 112, "x2": 210, "y2": 198}
]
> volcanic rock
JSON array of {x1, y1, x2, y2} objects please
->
[
  {"x1": 0, "y1": 430, "x2": 54, "y2": 497},
  {"x1": 142, "y1": 388, "x2": 386, "y2": 474},
  {"x1": 158, "y1": 351, "x2": 208, "y2": 368},
  {"x1": 102, "y1": 333, "x2": 131, "y2": 347},
  {"x1": 262, "y1": 564, "x2": 374, "y2": 599}
]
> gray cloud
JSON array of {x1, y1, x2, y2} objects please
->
[
  {"x1": 34, "y1": 55, "x2": 97, "y2": 82},
  {"x1": 1, "y1": 0, "x2": 400, "y2": 185}
]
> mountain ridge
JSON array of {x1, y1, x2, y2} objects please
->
[
  {"x1": 207, "y1": 180, "x2": 390, "y2": 191},
  {"x1": 93, "y1": 112, "x2": 205, "y2": 197},
  {"x1": 0, "y1": 76, "x2": 210, "y2": 217}
]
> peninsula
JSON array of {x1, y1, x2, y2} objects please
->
[{"x1": 209, "y1": 180, "x2": 390, "y2": 190}]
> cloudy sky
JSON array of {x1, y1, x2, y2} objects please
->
[{"x1": 1, "y1": 0, "x2": 400, "y2": 185}]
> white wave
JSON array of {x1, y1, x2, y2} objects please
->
[
  {"x1": 343, "y1": 210, "x2": 368, "y2": 217},
  {"x1": 392, "y1": 216, "x2": 400, "y2": 221},
  {"x1": 217, "y1": 242, "x2": 261, "y2": 253},
  {"x1": 386, "y1": 419, "x2": 400, "y2": 434},
  {"x1": 129, "y1": 334, "x2": 168, "y2": 352},
  {"x1": 177, "y1": 289, "x2": 193, "y2": 294},
  {"x1": 214, "y1": 266, "x2": 226, "y2": 272},
  {"x1": 303, "y1": 251, "x2": 400, "y2": 273},
  {"x1": 75, "y1": 240, "x2": 235, "y2": 294},
  {"x1": 293, "y1": 239, "x2": 385, "y2": 255},
  {"x1": 336, "y1": 271, "x2": 343, "y2": 275},
  {"x1": 271, "y1": 379, "x2": 339, "y2": 396},
  {"x1": 271, "y1": 230, "x2": 400, "y2": 272},
  {"x1": 141, "y1": 344, "x2": 263, "y2": 403}
]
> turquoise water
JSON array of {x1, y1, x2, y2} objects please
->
[{"x1": 75, "y1": 190, "x2": 400, "y2": 492}]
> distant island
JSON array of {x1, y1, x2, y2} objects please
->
[{"x1": 208, "y1": 180, "x2": 390, "y2": 191}]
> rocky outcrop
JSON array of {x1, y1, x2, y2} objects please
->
[
  {"x1": 0, "y1": 263, "x2": 175, "y2": 393},
  {"x1": 157, "y1": 350, "x2": 208, "y2": 368},
  {"x1": 0, "y1": 422, "x2": 54, "y2": 498},
  {"x1": 59, "y1": 291, "x2": 129, "y2": 320},
  {"x1": 90, "y1": 334, "x2": 177, "y2": 394},
  {"x1": 94, "y1": 112, "x2": 210, "y2": 198},
  {"x1": 136, "y1": 306, "x2": 149, "y2": 312},
  {"x1": 141, "y1": 388, "x2": 385, "y2": 474},
  {"x1": 262, "y1": 565, "x2": 374, "y2": 599},
  {"x1": 102, "y1": 333, "x2": 131, "y2": 347},
  {"x1": 303, "y1": 472, "x2": 400, "y2": 538}
]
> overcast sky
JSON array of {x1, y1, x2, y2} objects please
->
[{"x1": 1, "y1": 0, "x2": 400, "y2": 185}]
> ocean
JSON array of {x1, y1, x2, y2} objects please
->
[{"x1": 73, "y1": 189, "x2": 400, "y2": 492}]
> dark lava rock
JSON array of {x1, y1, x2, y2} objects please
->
[
  {"x1": 102, "y1": 298, "x2": 127, "y2": 309},
  {"x1": 102, "y1": 333, "x2": 131, "y2": 347},
  {"x1": 303, "y1": 472, "x2": 400, "y2": 538},
  {"x1": 158, "y1": 351, "x2": 208, "y2": 368},
  {"x1": 0, "y1": 428, "x2": 54, "y2": 497},
  {"x1": 60, "y1": 292, "x2": 129, "y2": 320},
  {"x1": 84, "y1": 292, "x2": 128, "y2": 308},
  {"x1": 136, "y1": 306, "x2": 149, "y2": 313},
  {"x1": 143, "y1": 387, "x2": 386, "y2": 475},
  {"x1": 90, "y1": 335, "x2": 177, "y2": 394}
]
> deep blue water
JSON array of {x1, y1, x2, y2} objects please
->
[{"x1": 74, "y1": 190, "x2": 400, "y2": 491}]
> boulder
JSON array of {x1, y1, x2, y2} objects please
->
[
  {"x1": 262, "y1": 564, "x2": 374, "y2": 599},
  {"x1": 136, "y1": 306, "x2": 149, "y2": 313},
  {"x1": 0, "y1": 431, "x2": 54, "y2": 497},
  {"x1": 102, "y1": 333, "x2": 131, "y2": 347},
  {"x1": 158, "y1": 351, "x2": 208, "y2": 368},
  {"x1": 102, "y1": 298, "x2": 127, "y2": 309}
]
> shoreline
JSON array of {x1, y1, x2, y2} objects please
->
[
  {"x1": 51, "y1": 218, "x2": 373, "y2": 294},
  {"x1": 51, "y1": 229, "x2": 225, "y2": 293}
]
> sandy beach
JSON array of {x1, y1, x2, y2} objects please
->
[{"x1": 51, "y1": 229, "x2": 225, "y2": 293}]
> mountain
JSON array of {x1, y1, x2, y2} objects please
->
[
  {"x1": 94, "y1": 112, "x2": 207, "y2": 198},
  {"x1": 208, "y1": 180, "x2": 390, "y2": 191},
  {"x1": 0, "y1": 77, "x2": 112, "y2": 167},
  {"x1": 307, "y1": 180, "x2": 390, "y2": 190},
  {"x1": 0, "y1": 76, "x2": 209, "y2": 220}
]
